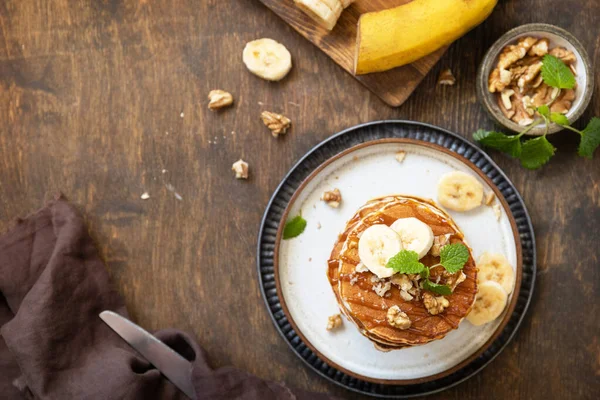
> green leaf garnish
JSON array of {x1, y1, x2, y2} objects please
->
[
  {"x1": 420, "y1": 267, "x2": 430, "y2": 280},
  {"x1": 386, "y1": 250, "x2": 425, "y2": 274},
  {"x1": 578, "y1": 117, "x2": 600, "y2": 159},
  {"x1": 541, "y1": 54, "x2": 576, "y2": 89},
  {"x1": 519, "y1": 136, "x2": 556, "y2": 169},
  {"x1": 473, "y1": 129, "x2": 522, "y2": 158},
  {"x1": 283, "y1": 215, "x2": 307, "y2": 240},
  {"x1": 423, "y1": 280, "x2": 452, "y2": 296},
  {"x1": 536, "y1": 105, "x2": 550, "y2": 118},
  {"x1": 550, "y1": 112, "x2": 569, "y2": 126},
  {"x1": 439, "y1": 243, "x2": 470, "y2": 273}
]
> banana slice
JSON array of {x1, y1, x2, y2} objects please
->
[
  {"x1": 467, "y1": 281, "x2": 508, "y2": 326},
  {"x1": 389, "y1": 217, "x2": 434, "y2": 259},
  {"x1": 477, "y1": 252, "x2": 515, "y2": 294},
  {"x1": 358, "y1": 224, "x2": 402, "y2": 279},
  {"x1": 242, "y1": 39, "x2": 292, "y2": 81},
  {"x1": 437, "y1": 171, "x2": 484, "y2": 212},
  {"x1": 294, "y1": 0, "x2": 343, "y2": 31}
]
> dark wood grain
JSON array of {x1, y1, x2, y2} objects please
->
[
  {"x1": 258, "y1": 0, "x2": 448, "y2": 106},
  {"x1": 0, "y1": 0, "x2": 598, "y2": 399}
]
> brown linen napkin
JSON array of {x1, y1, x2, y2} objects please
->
[{"x1": 0, "y1": 197, "x2": 333, "y2": 400}]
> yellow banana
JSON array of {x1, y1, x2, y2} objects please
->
[{"x1": 355, "y1": 0, "x2": 498, "y2": 75}]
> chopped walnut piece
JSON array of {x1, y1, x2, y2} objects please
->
[
  {"x1": 500, "y1": 89, "x2": 515, "y2": 110},
  {"x1": 497, "y1": 37, "x2": 537, "y2": 70},
  {"x1": 493, "y1": 204, "x2": 502, "y2": 221},
  {"x1": 484, "y1": 191, "x2": 495, "y2": 206},
  {"x1": 395, "y1": 150, "x2": 406, "y2": 163},
  {"x1": 423, "y1": 292, "x2": 450, "y2": 315},
  {"x1": 321, "y1": 189, "x2": 342, "y2": 208},
  {"x1": 207, "y1": 90, "x2": 234, "y2": 110},
  {"x1": 527, "y1": 38, "x2": 549, "y2": 56},
  {"x1": 550, "y1": 89, "x2": 576, "y2": 114},
  {"x1": 445, "y1": 270, "x2": 467, "y2": 291},
  {"x1": 391, "y1": 274, "x2": 413, "y2": 291},
  {"x1": 355, "y1": 262, "x2": 369, "y2": 273},
  {"x1": 231, "y1": 159, "x2": 249, "y2": 179},
  {"x1": 261, "y1": 111, "x2": 291, "y2": 137},
  {"x1": 569, "y1": 64, "x2": 577, "y2": 76},
  {"x1": 497, "y1": 94, "x2": 516, "y2": 120},
  {"x1": 430, "y1": 234, "x2": 451, "y2": 257},
  {"x1": 516, "y1": 61, "x2": 543, "y2": 92},
  {"x1": 326, "y1": 314, "x2": 343, "y2": 331},
  {"x1": 437, "y1": 68, "x2": 456, "y2": 85},
  {"x1": 386, "y1": 305, "x2": 411, "y2": 329},
  {"x1": 549, "y1": 47, "x2": 577, "y2": 64},
  {"x1": 399, "y1": 290, "x2": 414, "y2": 301},
  {"x1": 373, "y1": 281, "x2": 392, "y2": 297},
  {"x1": 488, "y1": 68, "x2": 507, "y2": 93}
]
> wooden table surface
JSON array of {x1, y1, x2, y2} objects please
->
[{"x1": 1, "y1": 1, "x2": 598, "y2": 398}]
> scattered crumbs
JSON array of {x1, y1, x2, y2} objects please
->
[
  {"x1": 231, "y1": 131, "x2": 236, "y2": 135},
  {"x1": 485, "y1": 191, "x2": 495, "y2": 206},
  {"x1": 208, "y1": 140, "x2": 212, "y2": 144},
  {"x1": 493, "y1": 204, "x2": 502, "y2": 221},
  {"x1": 258, "y1": 101, "x2": 264, "y2": 105},
  {"x1": 288, "y1": 101, "x2": 300, "y2": 107},
  {"x1": 162, "y1": 169, "x2": 167, "y2": 174},
  {"x1": 22, "y1": 44, "x2": 25, "y2": 49},
  {"x1": 288, "y1": 281, "x2": 294, "y2": 285},
  {"x1": 334, "y1": 176, "x2": 339, "y2": 180},
  {"x1": 222, "y1": 135, "x2": 226, "y2": 139},
  {"x1": 140, "y1": 192, "x2": 150, "y2": 200},
  {"x1": 313, "y1": 204, "x2": 316, "y2": 209},
  {"x1": 180, "y1": 112, "x2": 184, "y2": 118},
  {"x1": 395, "y1": 150, "x2": 406, "y2": 163},
  {"x1": 308, "y1": 257, "x2": 312, "y2": 262},
  {"x1": 165, "y1": 183, "x2": 182, "y2": 200},
  {"x1": 316, "y1": 222, "x2": 321, "y2": 229},
  {"x1": 424, "y1": 353, "x2": 429, "y2": 359},
  {"x1": 352, "y1": 156, "x2": 359, "y2": 161},
  {"x1": 165, "y1": 131, "x2": 169, "y2": 135}
]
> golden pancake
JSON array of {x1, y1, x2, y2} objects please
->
[{"x1": 328, "y1": 195, "x2": 477, "y2": 348}]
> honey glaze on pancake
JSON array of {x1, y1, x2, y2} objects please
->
[{"x1": 328, "y1": 196, "x2": 477, "y2": 347}]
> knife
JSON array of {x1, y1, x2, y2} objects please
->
[{"x1": 99, "y1": 311, "x2": 197, "y2": 400}]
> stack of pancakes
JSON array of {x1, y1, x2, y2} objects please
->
[{"x1": 327, "y1": 195, "x2": 478, "y2": 350}]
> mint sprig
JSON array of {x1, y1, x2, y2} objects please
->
[
  {"x1": 423, "y1": 280, "x2": 452, "y2": 296},
  {"x1": 386, "y1": 250, "x2": 425, "y2": 274},
  {"x1": 283, "y1": 215, "x2": 307, "y2": 239},
  {"x1": 439, "y1": 244, "x2": 470, "y2": 273},
  {"x1": 476, "y1": 53, "x2": 599, "y2": 168},
  {"x1": 540, "y1": 54, "x2": 576, "y2": 89},
  {"x1": 385, "y1": 243, "x2": 470, "y2": 296}
]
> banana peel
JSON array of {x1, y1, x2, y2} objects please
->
[{"x1": 354, "y1": 0, "x2": 498, "y2": 75}]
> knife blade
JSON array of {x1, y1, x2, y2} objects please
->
[{"x1": 99, "y1": 311, "x2": 197, "y2": 400}]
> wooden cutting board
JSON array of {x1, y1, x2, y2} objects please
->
[{"x1": 258, "y1": 0, "x2": 447, "y2": 107}]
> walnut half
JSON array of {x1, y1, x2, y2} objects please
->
[
  {"x1": 437, "y1": 68, "x2": 456, "y2": 86},
  {"x1": 387, "y1": 305, "x2": 411, "y2": 329},
  {"x1": 208, "y1": 90, "x2": 233, "y2": 110},
  {"x1": 321, "y1": 189, "x2": 342, "y2": 208},
  {"x1": 261, "y1": 111, "x2": 291, "y2": 137},
  {"x1": 423, "y1": 292, "x2": 450, "y2": 315},
  {"x1": 326, "y1": 314, "x2": 343, "y2": 331}
]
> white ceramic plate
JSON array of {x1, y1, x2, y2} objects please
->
[{"x1": 275, "y1": 139, "x2": 522, "y2": 383}]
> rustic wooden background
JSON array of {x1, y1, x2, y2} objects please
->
[{"x1": 1, "y1": 0, "x2": 598, "y2": 398}]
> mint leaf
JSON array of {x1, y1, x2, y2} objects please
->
[
  {"x1": 541, "y1": 54, "x2": 576, "y2": 89},
  {"x1": 423, "y1": 280, "x2": 452, "y2": 296},
  {"x1": 386, "y1": 250, "x2": 425, "y2": 274},
  {"x1": 550, "y1": 112, "x2": 569, "y2": 126},
  {"x1": 520, "y1": 136, "x2": 556, "y2": 169},
  {"x1": 473, "y1": 129, "x2": 522, "y2": 158},
  {"x1": 537, "y1": 105, "x2": 550, "y2": 118},
  {"x1": 283, "y1": 215, "x2": 307, "y2": 239},
  {"x1": 439, "y1": 243, "x2": 470, "y2": 273},
  {"x1": 578, "y1": 117, "x2": 600, "y2": 159}
]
